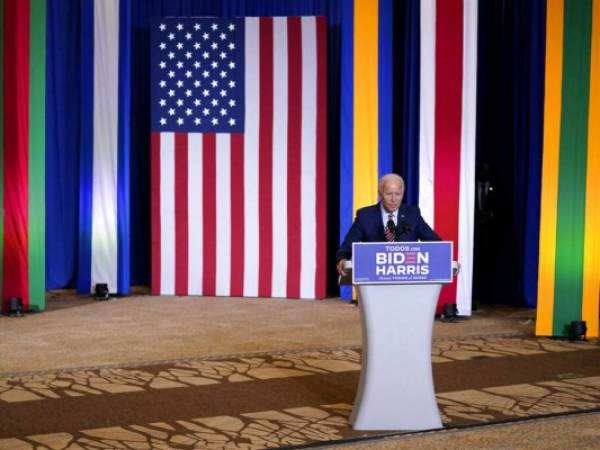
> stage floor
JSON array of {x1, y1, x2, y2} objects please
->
[{"x1": 1, "y1": 292, "x2": 598, "y2": 450}]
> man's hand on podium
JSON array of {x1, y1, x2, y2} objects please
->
[
  {"x1": 337, "y1": 259, "x2": 348, "y2": 276},
  {"x1": 453, "y1": 261, "x2": 461, "y2": 277}
]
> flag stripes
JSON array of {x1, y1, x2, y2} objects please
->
[
  {"x1": 419, "y1": 0, "x2": 477, "y2": 315},
  {"x1": 152, "y1": 17, "x2": 326, "y2": 299},
  {"x1": 78, "y1": 0, "x2": 131, "y2": 295},
  {"x1": 537, "y1": 0, "x2": 600, "y2": 338},
  {"x1": 339, "y1": 0, "x2": 393, "y2": 300},
  {"x1": 3, "y1": 0, "x2": 30, "y2": 308},
  {"x1": 583, "y1": 0, "x2": 600, "y2": 337},
  {"x1": 1, "y1": 0, "x2": 45, "y2": 312}
]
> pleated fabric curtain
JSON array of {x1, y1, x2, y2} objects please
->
[
  {"x1": 536, "y1": 0, "x2": 600, "y2": 338},
  {"x1": 77, "y1": 0, "x2": 131, "y2": 295},
  {"x1": 423, "y1": 0, "x2": 478, "y2": 316},
  {"x1": 339, "y1": 0, "x2": 393, "y2": 299},
  {"x1": 0, "y1": 0, "x2": 46, "y2": 312}
]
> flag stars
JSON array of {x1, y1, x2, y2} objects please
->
[{"x1": 155, "y1": 20, "x2": 242, "y2": 131}]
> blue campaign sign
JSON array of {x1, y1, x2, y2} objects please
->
[{"x1": 352, "y1": 241, "x2": 453, "y2": 284}]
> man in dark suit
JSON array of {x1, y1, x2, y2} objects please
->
[{"x1": 336, "y1": 173, "x2": 441, "y2": 276}]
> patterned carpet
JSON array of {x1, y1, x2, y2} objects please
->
[{"x1": 1, "y1": 336, "x2": 599, "y2": 449}]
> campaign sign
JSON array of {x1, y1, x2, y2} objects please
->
[{"x1": 352, "y1": 241, "x2": 453, "y2": 284}]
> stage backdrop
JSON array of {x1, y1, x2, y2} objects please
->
[
  {"x1": 536, "y1": 0, "x2": 599, "y2": 338},
  {"x1": 340, "y1": 0, "x2": 478, "y2": 316},
  {"x1": 150, "y1": 16, "x2": 327, "y2": 299},
  {"x1": 0, "y1": 0, "x2": 46, "y2": 312}
]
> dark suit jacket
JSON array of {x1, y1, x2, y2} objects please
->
[{"x1": 336, "y1": 203, "x2": 441, "y2": 262}]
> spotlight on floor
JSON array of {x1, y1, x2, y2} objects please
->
[
  {"x1": 441, "y1": 303, "x2": 459, "y2": 322},
  {"x1": 7, "y1": 297, "x2": 24, "y2": 317},
  {"x1": 94, "y1": 283, "x2": 110, "y2": 300},
  {"x1": 568, "y1": 320, "x2": 587, "y2": 342}
]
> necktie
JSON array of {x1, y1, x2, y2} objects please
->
[{"x1": 384, "y1": 213, "x2": 395, "y2": 242}]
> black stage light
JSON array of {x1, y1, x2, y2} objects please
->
[
  {"x1": 95, "y1": 283, "x2": 110, "y2": 300},
  {"x1": 568, "y1": 320, "x2": 587, "y2": 341},
  {"x1": 441, "y1": 303, "x2": 458, "y2": 322},
  {"x1": 7, "y1": 297, "x2": 24, "y2": 317}
]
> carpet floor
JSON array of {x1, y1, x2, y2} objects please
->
[{"x1": 1, "y1": 336, "x2": 599, "y2": 449}]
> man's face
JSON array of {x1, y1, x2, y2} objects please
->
[{"x1": 379, "y1": 180, "x2": 404, "y2": 212}]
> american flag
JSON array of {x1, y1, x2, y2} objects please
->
[{"x1": 150, "y1": 17, "x2": 327, "y2": 299}]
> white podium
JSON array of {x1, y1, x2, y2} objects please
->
[{"x1": 341, "y1": 242, "x2": 454, "y2": 431}]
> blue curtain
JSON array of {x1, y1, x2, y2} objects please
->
[
  {"x1": 46, "y1": 0, "x2": 342, "y2": 290},
  {"x1": 46, "y1": 0, "x2": 81, "y2": 289},
  {"x1": 473, "y1": 0, "x2": 545, "y2": 308},
  {"x1": 394, "y1": 0, "x2": 420, "y2": 205}
]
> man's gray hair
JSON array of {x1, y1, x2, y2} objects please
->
[{"x1": 378, "y1": 173, "x2": 405, "y2": 192}]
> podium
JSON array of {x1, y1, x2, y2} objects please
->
[{"x1": 341, "y1": 241, "x2": 454, "y2": 431}]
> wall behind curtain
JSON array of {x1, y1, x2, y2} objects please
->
[{"x1": 46, "y1": 0, "x2": 342, "y2": 291}]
